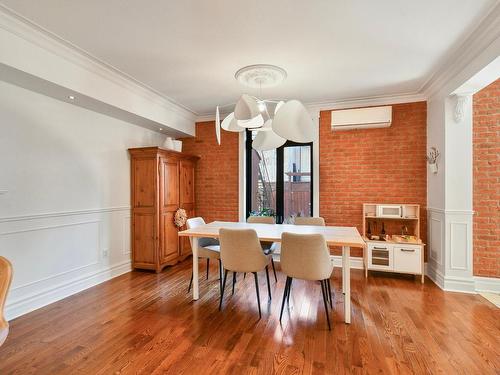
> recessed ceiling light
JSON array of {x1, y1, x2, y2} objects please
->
[
  {"x1": 159, "y1": 128, "x2": 163, "y2": 131},
  {"x1": 68, "y1": 95, "x2": 75, "y2": 100}
]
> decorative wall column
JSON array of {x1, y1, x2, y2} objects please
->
[
  {"x1": 444, "y1": 92, "x2": 475, "y2": 291},
  {"x1": 427, "y1": 93, "x2": 476, "y2": 292}
]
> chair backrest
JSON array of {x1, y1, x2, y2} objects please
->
[
  {"x1": 294, "y1": 216, "x2": 325, "y2": 226},
  {"x1": 186, "y1": 217, "x2": 205, "y2": 248},
  {"x1": 247, "y1": 216, "x2": 275, "y2": 224},
  {"x1": 0, "y1": 256, "x2": 13, "y2": 347},
  {"x1": 186, "y1": 217, "x2": 219, "y2": 249},
  {"x1": 280, "y1": 232, "x2": 332, "y2": 281},
  {"x1": 219, "y1": 228, "x2": 269, "y2": 273},
  {"x1": 186, "y1": 217, "x2": 206, "y2": 229}
]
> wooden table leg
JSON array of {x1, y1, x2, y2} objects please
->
[
  {"x1": 192, "y1": 237, "x2": 199, "y2": 300},
  {"x1": 342, "y1": 246, "x2": 351, "y2": 324}
]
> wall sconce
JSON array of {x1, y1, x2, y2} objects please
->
[{"x1": 427, "y1": 147, "x2": 440, "y2": 174}]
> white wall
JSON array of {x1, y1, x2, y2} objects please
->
[{"x1": 0, "y1": 80, "x2": 165, "y2": 319}]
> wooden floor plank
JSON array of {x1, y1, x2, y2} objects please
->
[{"x1": 0, "y1": 259, "x2": 499, "y2": 375}]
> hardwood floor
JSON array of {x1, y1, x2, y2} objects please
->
[{"x1": 0, "y1": 259, "x2": 499, "y2": 375}]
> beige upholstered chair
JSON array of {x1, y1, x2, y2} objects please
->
[
  {"x1": 186, "y1": 217, "x2": 222, "y2": 293},
  {"x1": 246, "y1": 216, "x2": 277, "y2": 282},
  {"x1": 219, "y1": 228, "x2": 273, "y2": 318},
  {"x1": 294, "y1": 216, "x2": 326, "y2": 226},
  {"x1": 247, "y1": 216, "x2": 275, "y2": 225},
  {"x1": 279, "y1": 232, "x2": 334, "y2": 330},
  {"x1": 0, "y1": 256, "x2": 13, "y2": 347}
]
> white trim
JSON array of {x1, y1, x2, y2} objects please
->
[
  {"x1": 426, "y1": 263, "x2": 500, "y2": 294},
  {"x1": 0, "y1": 219, "x2": 101, "y2": 236},
  {"x1": 238, "y1": 132, "x2": 246, "y2": 221},
  {"x1": 272, "y1": 253, "x2": 364, "y2": 270},
  {"x1": 2, "y1": 2, "x2": 498, "y2": 126},
  {"x1": 475, "y1": 276, "x2": 500, "y2": 293},
  {"x1": 0, "y1": 4, "x2": 194, "y2": 119},
  {"x1": 5, "y1": 260, "x2": 131, "y2": 320},
  {"x1": 0, "y1": 206, "x2": 131, "y2": 223},
  {"x1": 427, "y1": 207, "x2": 474, "y2": 215},
  {"x1": 311, "y1": 110, "x2": 320, "y2": 217},
  {"x1": 197, "y1": 93, "x2": 426, "y2": 122},
  {"x1": 422, "y1": 3, "x2": 500, "y2": 98},
  {"x1": 0, "y1": 5, "x2": 196, "y2": 136},
  {"x1": 330, "y1": 255, "x2": 364, "y2": 269},
  {"x1": 305, "y1": 92, "x2": 426, "y2": 114}
]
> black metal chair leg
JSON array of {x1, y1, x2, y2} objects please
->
[
  {"x1": 206, "y1": 258, "x2": 210, "y2": 280},
  {"x1": 218, "y1": 259, "x2": 223, "y2": 293},
  {"x1": 265, "y1": 266, "x2": 272, "y2": 300},
  {"x1": 253, "y1": 272, "x2": 261, "y2": 319},
  {"x1": 271, "y1": 258, "x2": 277, "y2": 282},
  {"x1": 188, "y1": 272, "x2": 193, "y2": 293},
  {"x1": 327, "y1": 278, "x2": 333, "y2": 308},
  {"x1": 219, "y1": 269, "x2": 228, "y2": 311},
  {"x1": 279, "y1": 276, "x2": 291, "y2": 323},
  {"x1": 320, "y1": 280, "x2": 331, "y2": 330},
  {"x1": 287, "y1": 277, "x2": 293, "y2": 305},
  {"x1": 232, "y1": 272, "x2": 237, "y2": 295}
]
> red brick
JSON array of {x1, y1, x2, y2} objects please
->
[{"x1": 473, "y1": 79, "x2": 500, "y2": 278}]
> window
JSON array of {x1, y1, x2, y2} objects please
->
[{"x1": 246, "y1": 130, "x2": 313, "y2": 223}]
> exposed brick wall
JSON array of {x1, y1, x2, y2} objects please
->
[
  {"x1": 473, "y1": 79, "x2": 500, "y2": 278},
  {"x1": 187, "y1": 103, "x2": 428, "y2": 259},
  {"x1": 320, "y1": 102, "x2": 427, "y2": 257},
  {"x1": 181, "y1": 121, "x2": 239, "y2": 223}
]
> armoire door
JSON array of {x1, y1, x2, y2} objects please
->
[
  {"x1": 159, "y1": 157, "x2": 180, "y2": 264},
  {"x1": 131, "y1": 157, "x2": 157, "y2": 269},
  {"x1": 179, "y1": 160, "x2": 195, "y2": 257}
]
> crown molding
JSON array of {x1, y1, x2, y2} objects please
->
[
  {"x1": 1, "y1": 2, "x2": 498, "y2": 128},
  {"x1": 304, "y1": 92, "x2": 427, "y2": 113},
  {"x1": 0, "y1": 4, "x2": 197, "y2": 132},
  {"x1": 420, "y1": 2, "x2": 500, "y2": 99},
  {"x1": 195, "y1": 91, "x2": 426, "y2": 122}
]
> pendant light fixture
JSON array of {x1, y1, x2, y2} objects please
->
[{"x1": 215, "y1": 64, "x2": 317, "y2": 150}]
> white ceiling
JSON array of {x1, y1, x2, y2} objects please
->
[{"x1": 1, "y1": 0, "x2": 497, "y2": 115}]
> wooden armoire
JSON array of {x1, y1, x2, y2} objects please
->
[{"x1": 128, "y1": 147, "x2": 198, "y2": 273}]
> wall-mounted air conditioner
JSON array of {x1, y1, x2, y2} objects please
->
[{"x1": 331, "y1": 106, "x2": 392, "y2": 131}]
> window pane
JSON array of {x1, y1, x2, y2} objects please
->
[
  {"x1": 283, "y1": 145, "x2": 311, "y2": 222},
  {"x1": 250, "y1": 147, "x2": 277, "y2": 216}
]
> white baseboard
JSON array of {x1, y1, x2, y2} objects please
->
[
  {"x1": 426, "y1": 263, "x2": 500, "y2": 294},
  {"x1": 475, "y1": 276, "x2": 500, "y2": 293},
  {"x1": 6, "y1": 260, "x2": 131, "y2": 320},
  {"x1": 272, "y1": 253, "x2": 364, "y2": 269},
  {"x1": 330, "y1": 255, "x2": 364, "y2": 269}
]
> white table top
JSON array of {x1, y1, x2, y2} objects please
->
[{"x1": 178, "y1": 221, "x2": 365, "y2": 248}]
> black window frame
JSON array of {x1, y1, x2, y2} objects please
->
[{"x1": 245, "y1": 129, "x2": 313, "y2": 223}]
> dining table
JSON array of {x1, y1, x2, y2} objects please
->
[{"x1": 178, "y1": 221, "x2": 366, "y2": 324}]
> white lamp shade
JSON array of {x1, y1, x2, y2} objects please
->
[
  {"x1": 215, "y1": 106, "x2": 221, "y2": 145},
  {"x1": 274, "y1": 100, "x2": 285, "y2": 114},
  {"x1": 272, "y1": 100, "x2": 318, "y2": 143},
  {"x1": 255, "y1": 119, "x2": 273, "y2": 132},
  {"x1": 221, "y1": 112, "x2": 244, "y2": 132},
  {"x1": 252, "y1": 129, "x2": 286, "y2": 151},
  {"x1": 237, "y1": 114, "x2": 264, "y2": 128},
  {"x1": 234, "y1": 94, "x2": 260, "y2": 120}
]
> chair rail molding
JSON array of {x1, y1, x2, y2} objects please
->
[{"x1": 0, "y1": 206, "x2": 133, "y2": 320}]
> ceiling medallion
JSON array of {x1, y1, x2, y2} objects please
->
[
  {"x1": 235, "y1": 64, "x2": 287, "y2": 89},
  {"x1": 214, "y1": 64, "x2": 318, "y2": 150}
]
